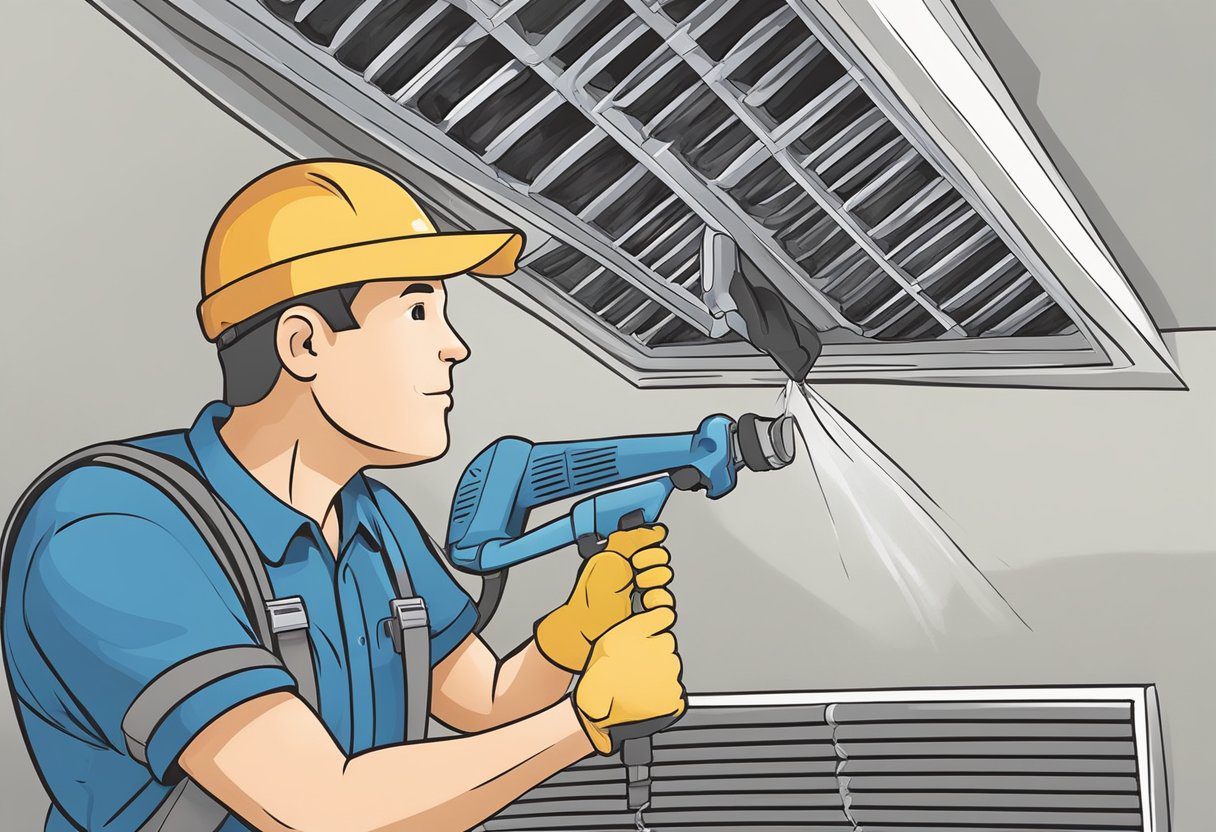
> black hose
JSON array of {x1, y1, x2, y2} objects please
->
[
  {"x1": 424, "y1": 528, "x2": 508, "y2": 635},
  {"x1": 474, "y1": 569, "x2": 508, "y2": 634}
]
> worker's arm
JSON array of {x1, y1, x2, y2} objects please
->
[
  {"x1": 431, "y1": 635, "x2": 573, "y2": 732},
  {"x1": 430, "y1": 526, "x2": 675, "y2": 732},
  {"x1": 181, "y1": 604, "x2": 686, "y2": 832},
  {"x1": 180, "y1": 691, "x2": 591, "y2": 832}
]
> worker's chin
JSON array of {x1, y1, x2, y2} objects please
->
[
  {"x1": 378, "y1": 423, "x2": 450, "y2": 466},
  {"x1": 314, "y1": 396, "x2": 449, "y2": 466}
]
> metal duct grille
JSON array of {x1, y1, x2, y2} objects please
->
[
  {"x1": 646, "y1": 0, "x2": 1074, "y2": 341},
  {"x1": 528, "y1": 243, "x2": 723, "y2": 348},
  {"x1": 257, "y1": 0, "x2": 1077, "y2": 351},
  {"x1": 482, "y1": 688, "x2": 1163, "y2": 831}
]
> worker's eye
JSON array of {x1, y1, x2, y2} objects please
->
[{"x1": 410, "y1": 304, "x2": 426, "y2": 321}]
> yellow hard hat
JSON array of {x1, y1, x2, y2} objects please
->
[{"x1": 199, "y1": 159, "x2": 524, "y2": 341}]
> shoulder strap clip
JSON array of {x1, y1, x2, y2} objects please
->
[
  {"x1": 266, "y1": 596, "x2": 309, "y2": 633},
  {"x1": 383, "y1": 596, "x2": 428, "y2": 654}
]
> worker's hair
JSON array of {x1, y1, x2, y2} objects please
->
[{"x1": 216, "y1": 284, "x2": 365, "y2": 407}]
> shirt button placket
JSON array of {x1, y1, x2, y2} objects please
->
[{"x1": 340, "y1": 559, "x2": 375, "y2": 751}]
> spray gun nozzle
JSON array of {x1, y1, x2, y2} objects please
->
[
  {"x1": 736, "y1": 412, "x2": 796, "y2": 472},
  {"x1": 768, "y1": 414, "x2": 797, "y2": 466}
]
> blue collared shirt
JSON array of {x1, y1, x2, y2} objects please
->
[{"x1": 3, "y1": 402, "x2": 477, "y2": 831}]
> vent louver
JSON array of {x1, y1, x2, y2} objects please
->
[
  {"x1": 259, "y1": 0, "x2": 1077, "y2": 356},
  {"x1": 481, "y1": 687, "x2": 1166, "y2": 831},
  {"x1": 528, "y1": 243, "x2": 718, "y2": 348}
]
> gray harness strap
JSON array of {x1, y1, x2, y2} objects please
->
[
  {"x1": 265, "y1": 597, "x2": 318, "y2": 710},
  {"x1": 369, "y1": 492, "x2": 433, "y2": 744},
  {"x1": 386, "y1": 597, "x2": 431, "y2": 742},
  {"x1": 212, "y1": 495, "x2": 319, "y2": 712},
  {"x1": 123, "y1": 646, "x2": 288, "y2": 766},
  {"x1": 0, "y1": 443, "x2": 327, "y2": 831},
  {"x1": 138, "y1": 778, "x2": 227, "y2": 832}
]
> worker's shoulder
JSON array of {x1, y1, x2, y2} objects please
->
[{"x1": 10, "y1": 429, "x2": 203, "y2": 554}]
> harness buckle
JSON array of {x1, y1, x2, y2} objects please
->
[
  {"x1": 266, "y1": 596, "x2": 309, "y2": 634},
  {"x1": 383, "y1": 596, "x2": 428, "y2": 654}
]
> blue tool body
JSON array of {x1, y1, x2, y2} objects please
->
[{"x1": 446, "y1": 415, "x2": 738, "y2": 572}]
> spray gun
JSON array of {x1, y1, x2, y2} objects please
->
[
  {"x1": 445, "y1": 412, "x2": 797, "y2": 572},
  {"x1": 444, "y1": 229, "x2": 821, "y2": 829},
  {"x1": 444, "y1": 413, "x2": 796, "y2": 814}
]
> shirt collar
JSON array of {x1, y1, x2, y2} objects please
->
[{"x1": 186, "y1": 402, "x2": 381, "y2": 563}]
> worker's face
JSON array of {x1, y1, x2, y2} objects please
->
[{"x1": 308, "y1": 279, "x2": 470, "y2": 465}]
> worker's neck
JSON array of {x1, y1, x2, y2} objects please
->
[{"x1": 219, "y1": 383, "x2": 372, "y2": 551}]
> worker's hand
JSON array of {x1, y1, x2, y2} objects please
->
[
  {"x1": 535, "y1": 525, "x2": 674, "y2": 673},
  {"x1": 573, "y1": 604, "x2": 686, "y2": 755}
]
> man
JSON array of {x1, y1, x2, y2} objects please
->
[{"x1": 2, "y1": 160, "x2": 685, "y2": 831}]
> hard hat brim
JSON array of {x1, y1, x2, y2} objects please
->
[{"x1": 199, "y1": 229, "x2": 524, "y2": 341}]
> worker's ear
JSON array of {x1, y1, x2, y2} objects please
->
[{"x1": 275, "y1": 306, "x2": 330, "y2": 382}]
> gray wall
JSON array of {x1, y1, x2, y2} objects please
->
[{"x1": 2, "y1": 1, "x2": 1212, "y2": 830}]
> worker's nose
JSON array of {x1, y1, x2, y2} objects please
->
[{"x1": 440, "y1": 318, "x2": 471, "y2": 365}]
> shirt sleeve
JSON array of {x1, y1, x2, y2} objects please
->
[
  {"x1": 367, "y1": 481, "x2": 477, "y2": 664},
  {"x1": 20, "y1": 469, "x2": 297, "y2": 783}
]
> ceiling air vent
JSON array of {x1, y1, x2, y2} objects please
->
[{"x1": 94, "y1": 0, "x2": 1179, "y2": 388}]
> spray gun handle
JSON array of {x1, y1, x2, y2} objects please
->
[
  {"x1": 578, "y1": 509, "x2": 674, "y2": 811},
  {"x1": 577, "y1": 508, "x2": 648, "y2": 609}
]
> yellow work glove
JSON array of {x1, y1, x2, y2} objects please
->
[
  {"x1": 573, "y1": 605, "x2": 687, "y2": 755},
  {"x1": 534, "y1": 525, "x2": 674, "y2": 673}
]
